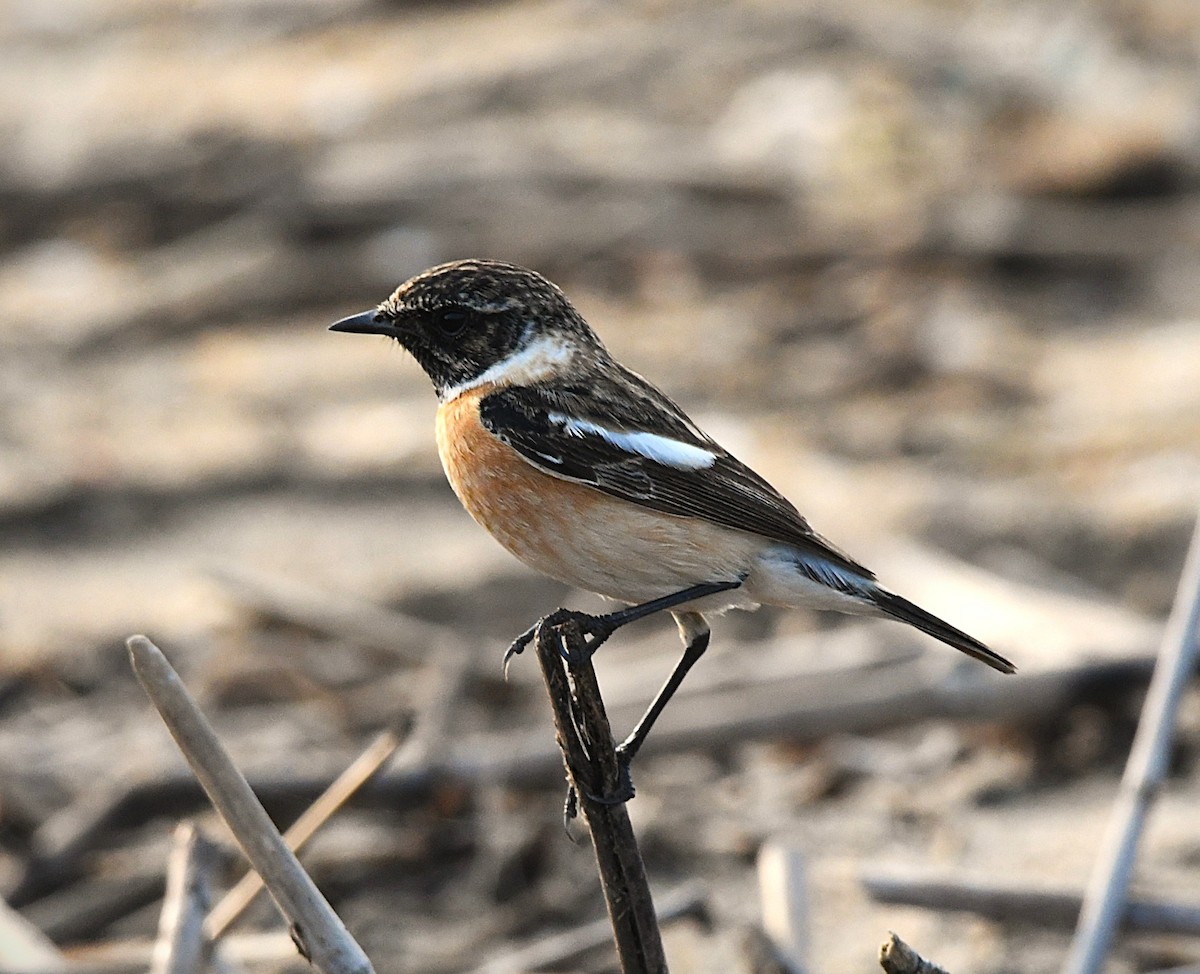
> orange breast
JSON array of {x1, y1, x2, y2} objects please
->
[
  {"x1": 434, "y1": 385, "x2": 762, "y2": 603},
  {"x1": 436, "y1": 385, "x2": 608, "y2": 580}
]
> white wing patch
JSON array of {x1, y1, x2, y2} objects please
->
[{"x1": 547, "y1": 413, "x2": 717, "y2": 470}]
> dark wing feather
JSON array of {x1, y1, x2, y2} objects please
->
[{"x1": 478, "y1": 371, "x2": 873, "y2": 579}]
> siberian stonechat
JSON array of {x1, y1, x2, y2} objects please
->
[{"x1": 331, "y1": 259, "x2": 1014, "y2": 777}]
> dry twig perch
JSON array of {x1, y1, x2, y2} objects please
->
[{"x1": 533, "y1": 618, "x2": 666, "y2": 974}]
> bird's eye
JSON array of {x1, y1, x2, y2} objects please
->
[{"x1": 434, "y1": 309, "x2": 470, "y2": 337}]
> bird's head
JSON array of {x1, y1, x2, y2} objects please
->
[{"x1": 330, "y1": 259, "x2": 603, "y2": 400}]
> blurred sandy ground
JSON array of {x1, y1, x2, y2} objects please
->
[
  {"x1": 3, "y1": 0, "x2": 1199, "y2": 659},
  {"x1": 2, "y1": 1, "x2": 1200, "y2": 971}
]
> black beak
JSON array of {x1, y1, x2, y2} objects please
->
[{"x1": 329, "y1": 310, "x2": 399, "y2": 337}]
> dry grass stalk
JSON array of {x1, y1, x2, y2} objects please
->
[
  {"x1": 149, "y1": 822, "x2": 218, "y2": 974},
  {"x1": 203, "y1": 723, "x2": 407, "y2": 939},
  {"x1": 126, "y1": 635, "x2": 375, "y2": 974},
  {"x1": 862, "y1": 869, "x2": 1200, "y2": 934},
  {"x1": 1064, "y1": 510, "x2": 1200, "y2": 974}
]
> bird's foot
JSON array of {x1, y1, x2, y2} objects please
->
[
  {"x1": 608, "y1": 744, "x2": 638, "y2": 805},
  {"x1": 503, "y1": 579, "x2": 742, "y2": 678},
  {"x1": 501, "y1": 621, "x2": 538, "y2": 679},
  {"x1": 563, "y1": 784, "x2": 579, "y2": 829},
  {"x1": 502, "y1": 608, "x2": 620, "y2": 678},
  {"x1": 562, "y1": 753, "x2": 636, "y2": 821}
]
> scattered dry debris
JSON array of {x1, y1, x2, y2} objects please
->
[{"x1": 3, "y1": 1, "x2": 1200, "y2": 972}]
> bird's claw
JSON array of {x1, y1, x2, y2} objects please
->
[
  {"x1": 566, "y1": 747, "x2": 636, "y2": 811},
  {"x1": 509, "y1": 606, "x2": 639, "y2": 817},
  {"x1": 611, "y1": 743, "x2": 637, "y2": 803},
  {"x1": 563, "y1": 784, "x2": 579, "y2": 833},
  {"x1": 502, "y1": 608, "x2": 617, "y2": 679},
  {"x1": 579, "y1": 773, "x2": 636, "y2": 807},
  {"x1": 501, "y1": 627, "x2": 535, "y2": 681}
]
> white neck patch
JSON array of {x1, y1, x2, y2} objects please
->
[
  {"x1": 548, "y1": 413, "x2": 717, "y2": 470},
  {"x1": 440, "y1": 334, "x2": 575, "y2": 402}
]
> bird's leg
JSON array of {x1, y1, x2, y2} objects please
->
[
  {"x1": 615, "y1": 625, "x2": 710, "y2": 768},
  {"x1": 579, "y1": 618, "x2": 713, "y2": 807},
  {"x1": 501, "y1": 578, "x2": 740, "y2": 677},
  {"x1": 508, "y1": 583, "x2": 740, "y2": 813}
]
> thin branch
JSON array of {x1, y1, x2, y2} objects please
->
[
  {"x1": 879, "y1": 933, "x2": 949, "y2": 974},
  {"x1": 203, "y1": 633, "x2": 471, "y2": 941},
  {"x1": 533, "y1": 619, "x2": 666, "y2": 974},
  {"x1": 472, "y1": 882, "x2": 705, "y2": 974},
  {"x1": 207, "y1": 564, "x2": 461, "y2": 666},
  {"x1": 757, "y1": 842, "x2": 808, "y2": 974},
  {"x1": 150, "y1": 822, "x2": 219, "y2": 974},
  {"x1": 0, "y1": 891, "x2": 64, "y2": 972},
  {"x1": 53, "y1": 930, "x2": 301, "y2": 974},
  {"x1": 70, "y1": 635, "x2": 1155, "y2": 849},
  {"x1": 862, "y1": 869, "x2": 1200, "y2": 934},
  {"x1": 204, "y1": 723, "x2": 408, "y2": 940},
  {"x1": 1063, "y1": 509, "x2": 1200, "y2": 974},
  {"x1": 126, "y1": 635, "x2": 375, "y2": 974}
]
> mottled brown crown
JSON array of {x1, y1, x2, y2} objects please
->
[
  {"x1": 350, "y1": 259, "x2": 606, "y2": 399},
  {"x1": 383, "y1": 259, "x2": 598, "y2": 343}
]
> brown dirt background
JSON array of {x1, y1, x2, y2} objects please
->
[{"x1": 3, "y1": 1, "x2": 1200, "y2": 972}]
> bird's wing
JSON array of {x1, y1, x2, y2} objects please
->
[{"x1": 477, "y1": 374, "x2": 874, "y2": 578}]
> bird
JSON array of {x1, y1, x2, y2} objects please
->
[{"x1": 330, "y1": 258, "x2": 1015, "y2": 791}]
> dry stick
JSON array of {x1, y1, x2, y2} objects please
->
[
  {"x1": 150, "y1": 822, "x2": 219, "y2": 974},
  {"x1": 205, "y1": 635, "x2": 471, "y2": 939},
  {"x1": 879, "y1": 933, "x2": 949, "y2": 974},
  {"x1": 208, "y1": 564, "x2": 457, "y2": 665},
  {"x1": 0, "y1": 888, "x2": 65, "y2": 972},
  {"x1": 473, "y1": 882, "x2": 705, "y2": 974},
  {"x1": 862, "y1": 870, "x2": 1200, "y2": 935},
  {"x1": 8, "y1": 776, "x2": 142, "y2": 907},
  {"x1": 204, "y1": 723, "x2": 408, "y2": 939},
  {"x1": 59, "y1": 930, "x2": 301, "y2": 974},
  {"x1": 1143, "y1": 966, "x2": 1200, "y2": 974},
  {"x1": 757, "y1": 842, "x2": 808, "y2": 974},
  {"x1": 534, "y1": 620, "x2": 667, "y2": 974},
  {"x1": 70, "y1": 642, "x2": 1154, "y2": 853},
  {"x1": 126, "y1": 635, "x2": 374, "y2": 974},
  {"x1": 1063, "y1": 510, "x2": 1200, "y2": 974}
]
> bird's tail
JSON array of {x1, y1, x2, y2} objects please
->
[{"x1": 869, "y1": 587, "x2": 1015, "y2": 674}]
